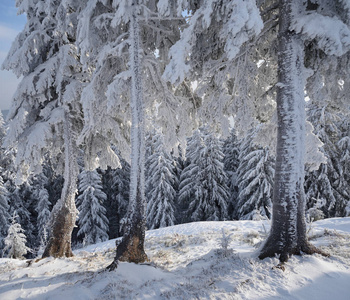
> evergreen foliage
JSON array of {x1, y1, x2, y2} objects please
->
[
  {"x1": 2, "y1": 0, "x2": 350, "y2": 264},
  {"x1": 223, "y1": 129, "x2": 240, "y2": 216},
  {"x1": 0, "y1": 110, "x2": 6, "y2": 144},
  {"x1": 305, "y1": 102, "x2": 346, "y2": 218},
  {"x1": 7, "y1": 183, "x2": 35, "y2": 252},
  {"x1": 235, "y1": 130, "x2": 274, "y2": 220},
  {"x1": 76, "y1": 170, "x2": 109, "y2": 245},
  {"x1": 32, "y1": 173, "x2": 51, "y2": 252},
  {"x1": 2, "y1": 0, "x2": 84, "y2": 182},
  {"x1": 4, "y1": 211, "x2": 30, "y2": 259},
  {"x1": 171, "y1": 144, "x2": 186, "y2": 224},
  {"x1": 146, "y1": 130, "x2": 177, "y2": 229},
  {"x1": 178, "y1": 129, "x2": 205, "y2": 222},
  {"x1": 179, "y1": 127, "x2": 229, "y2": 222},
  {"x1": 42, "y1": 161, "x2": 63, "y2": 209},
  {"x1": 102, "y1": 153, "x2": 130, "y2": 239},
  {"x1": 337, "y1": 119, "x2": 350, "y2": 216},
  {"x1": 0, "y1": 175, "x2": 10, "y2": 255}
]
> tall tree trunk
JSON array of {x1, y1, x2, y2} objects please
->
[
  {"x1": 259, "y1": 0, "x2": 325, "y2": 263},
  {"x1": 107, "y1": 4, "x2": 148, "y2": 271},
  {"x1": 42, "y1": 113, "x2": 78, "y2": 258}
]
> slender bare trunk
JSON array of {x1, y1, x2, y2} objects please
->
[
  {"x1": 42, "y1": 113, "x2": 78, "y2": 258},
  {"x1": 107, "y1": 4, "x2": 148, "y2": 271},
  {"x1": 259, "y1": 0, "x2": 326, "y2": 263}
]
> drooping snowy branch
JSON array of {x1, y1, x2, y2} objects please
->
[{"x1": 291, "y1": 13, "x2": 350, "y2": 56}]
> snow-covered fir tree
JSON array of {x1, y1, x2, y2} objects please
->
[
  {"x1": 2, "y1": 0, "x2": 350, "y2": 267},
  {"x1": 164, "y1": 0, "x2": 350, "y2": 262},
  {"x1": 146, "y1": 130, "x2": 177, "y2": 229},
  {"x1": 178, "y1": 129, "x2": 205, "y2": 223},
  {"x1": 0, "y1": 110, "x2": 6, "y2": 145},
  {"x1": 163, "y1": 0, "x2": 264, "y2": 136},
  {"x1": 7, "y1": 183, "x2": 35, "y2": 252},
  {"x1": 338, "y1": 119, "x2": 350, "y2": 216},
  {"x1": 171, "y1": 144, "x2": 186, "y2": 223},
  {"x1": 235, "y1": 130, "x2": 274, "y2": 220},
  {"x1": 0, "y1": 110, "x2": 14, "y2": 186},
  {"x1": 42, "y1": 160, "x2": 63, "y2": 210},
  {"x1": 179, "y1": 127, "x2": 229, "y2": 222},
  {"x1": 76, "y1": 0, "x2": 195, "y2": 167},
  {"x1": 76, "y1": 170, "x2": 109, "y2": 245},
  {"x1": 0, "y1": 175, "x2": 10, "y2": 256},
  {"x1": 102, "y1": 152, "x2": 130, "y2": 239},
  {"x1": 2, "y1": 0, "x2": 86, "y2": 258},
  {"x1": 222, "y1": 129, "x2": 240, "y2": 216},
  {"x1": 304, "y1": 101, "x2": 345, "y2": 218},
  {"x1": 32, "y1": 173, "x2": 51, "y2": 252},
  {"x1": 302, "y1": 2, "x2": 350, "y2": 219},
  {"x1": 0, "y1": 110, "x2": 10, "y2": 255},
  {"x1": 145, "y1": 129, "x2": 160, "y2": 199},
  {"x1": 259, "y1": 0, "x2": 350, "y2": 261},
  {"x1": 4, "y1": 211, "x2": 30, "y2": 259},
  {"x1": 76, "y1": 0, "x2": 196, "y2": 269},
  {"x1": 2, "y1": 0, "x2": 84, "y2": 182}
]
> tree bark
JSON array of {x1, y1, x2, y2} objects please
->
[
  {"x1": 259, "y1": 0, "x2": 326, "y2": 263},
  {"x1": 42, "y1": 113, "x2": 78, "y2": 258},
  {"x1": 107, "y1": 4, "x2": 148, "y2": 271}
]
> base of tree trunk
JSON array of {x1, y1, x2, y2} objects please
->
[
  {"x1": 259, "y1": 240, "x2": 329, "y2": 263},
  {"x1": 107, "y1": 228, "x2": 148, "y2": 271},
  {"x1": 42, "y1": 205, "x2": 75, "y2": 258}
]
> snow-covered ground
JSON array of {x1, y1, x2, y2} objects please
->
[{"x1": 1, "y1": 218, "x2": 350, "y2": 299}]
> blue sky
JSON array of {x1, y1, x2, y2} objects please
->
[{"x1": 0, "y1": 0, "x2": 26, "y2": 110}]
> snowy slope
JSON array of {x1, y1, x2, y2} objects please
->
[{"x1": 0, "y1": 218, "x2": 350, "y2": 299}]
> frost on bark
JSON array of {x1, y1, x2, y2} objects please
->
[
  {"x1": 107, "y1": 7, "x2": 148, "y2": 270},
  {"x1": 259, "y1": 0, "x2": 326, "y2": 263},
  {"x1": 42, "y1": 114, "x2": 78, "y2": 258}
]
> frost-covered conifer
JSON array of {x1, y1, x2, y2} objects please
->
[
  {"x1": 163, "y1": 0, "x2": 264, "y2": 136},
  {"x1": 259, "y1": 0, "x2": 350, "y2": 262},
  {"x1": 7, "y1": 183, "x2": 35, "y2": 251},
  {"x1": 77, "y1": 0, "x2": 195, "y2": 269},
  {"x1": 102, "y1": 149, "x2": 130, "y2": 239},
  {"x1": 2, "y1": 0, "x2": 86, "y2": 258},
  {"x1": 0, "y1": 110, "x2": 14, "y2": 185},
  {"x1": 0, "y1": 110, "x2": 10, "y2": 253},
  {"x1": 304, "y1": 102, "x2": 345, "y2": 218},
  {"x1": 194, "y1": 127, "x2": 229, "y2": 221},
  {"x1": 0, "y1": 110, "x2": 5, "y2": 142},
  {"x1": 235, "y1": 130, "x2": 274, "y2": 220},
  {"x1": 0, "y1": 175, "x2": 10, "y2": 255},
  {"x1": 171, "y1": 144, "x2": 185, "y2": 223},
  {"x1": 76, "y1": 0, "x2": 193, "y2": 168},
  {"x1": 145, "y1": 129, "x2": 160, "y2": 198},
  {"x1": 338, "y1": 121, "x2": 350, "y2": 216},
  {"x1": 179, "y1": 127, "x2": 229, "y2": 222},
  {"x1": 102, "y1": 170, "x2": 129, "y2": 239},
  {"x1": 42, "y1": 160, "x2": 63, "y2": 209},
  {"x1": 146, "y1": 130, "x2": 177, "y2": 229},
  {"x1": 76, "y1": 170, "x2": 109, "y2": 245},
  {"x1": 223, "y1": 129, "x2": 240, "y2": 216},
  {"x1": 178, "y1": 129, "x2": 204, "y2": 223},
  {"x1": 4, "y1": 211, "x2": 30, "y2": 259},
  {"x1": 164, "y1": 0, "x2": 350, "y2": 262},
  {"x1": 223, "y1": 129, "x2": 240, "y2": 176},
  {"x1": 32, "y1": 173, "x2": 51, "y2": 251}
]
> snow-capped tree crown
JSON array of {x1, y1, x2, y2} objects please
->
[{"x1": 4, "y1": 211, "x2": 30, "y2": 259}]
